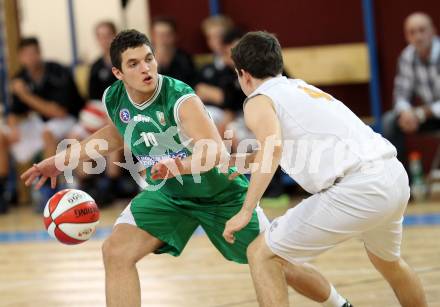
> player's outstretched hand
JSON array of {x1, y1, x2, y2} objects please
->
[
  {"x1": 223, "y1": 209, "x2": 253, "y2": 244},
  {"x1": 21, "y1": 156, "x2": 62, "y2": 189},
  {"x1": 151, "y1": 158, "x2": 183, "y2": 180}
]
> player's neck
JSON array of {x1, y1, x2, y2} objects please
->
[
  {"x1": 251, "y1": 76, "x2": 276, "y2": 92},
  {"x1": 125, "y1": 82, "x2": 157, "y2": 105}
]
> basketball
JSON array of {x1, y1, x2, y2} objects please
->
[
  {"x1": 43, "y1": 189, "x2": 100, "y2": 245},
  {"x1": 79, "y1": 100, "x2": 107, "y2": 134}
]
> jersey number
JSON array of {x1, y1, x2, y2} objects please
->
[
  {"x1": 298, "y1": 85, "x2": 333, "y2": 101},
  {"x1": 141, "y1": 132, "x2": 158, "y2": 147}
]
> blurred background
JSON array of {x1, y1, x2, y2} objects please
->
[
  {"x1": 0, "y1": 1, "x2": 440, "y2": 306},
  {"x1": 0, "y1": 0, "x2": 440, "y2": 210}
]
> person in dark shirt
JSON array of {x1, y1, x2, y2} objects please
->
[
  {"x1": 88, "y1": 21, "x2": 118, "y2": 100},
  {"x1": 8, "y1": 37, "x2": 84, "y2": 159},
  {"x1": 195, "y1": 15, "x2": 234, "y2": 131},
  {"x1": 0, "y1": 37, "x2": 84, "y2": 212},
  {"x1": 151, "y1": 16, "x2": 196, "y2": 87}
]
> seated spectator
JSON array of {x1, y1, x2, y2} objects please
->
[
  {"x1": 217, "y1": 28, "x2": 250, "y2": 142},
  {"x1": 5, "y1": 37, "x2": 84, "y2": 211},
  {"x1": 196, "y1": 15, "x2": 234, "y2": 128},
  {"x1": 70, "y1": 21, "x2": 126, "y2": 205},
  {"x1": 151, "y1": 16, "x2": 196, "y2": 87},
  {"x1": 88, "y1": 21, "x2": 118, "y2": 100},
  {"x1": 201, "y1": 15, "x2": 234, "y2": 62},
  {"x1": 383, "y1": 12, "x2": 440, "y2": 166}
]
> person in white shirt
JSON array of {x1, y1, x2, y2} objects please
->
[{"x1": 222, "y1": 31, "x2": 427, "y2": 307}]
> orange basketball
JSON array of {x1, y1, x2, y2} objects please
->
[{"x1": 43, "y1": 189, "x2": 100, "y2": 245}]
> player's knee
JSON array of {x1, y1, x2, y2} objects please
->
[
  {"x1": 368, "y1": 250, "x2": 403, "y2": 278},
  {"x1": 102, "y1": 237, "x2": 137, "y2": 267},
  {"x1": 247, "y1": 235, "x2": 271, "y2": 264}
]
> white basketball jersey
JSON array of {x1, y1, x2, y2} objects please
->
[{"x1": 246, "y1": 76, "x2": 396, "y2": 194}]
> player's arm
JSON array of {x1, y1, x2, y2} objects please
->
[
  {"x1": 223, "y1": 95, "x2": 282, "y2": 244},
  {"x1": 10, "y1": 78, "x2": 68, "y2": 118},
  {"x1": 151, "y1": 96, "x2": 228, "y2": 179},
  {"x1": 21, "y1": 123, "x2": 123, "y2": 189},
  {"x1": 225, "y1": 151, "x2": 258, "y2": 178},
  {"x1": 63, "y1": 122, "x2": 124, "y2": 164}
]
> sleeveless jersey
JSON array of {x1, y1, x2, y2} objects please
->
[{"x1": 246, "y1": 76, "x2": 397, "y2": 194}]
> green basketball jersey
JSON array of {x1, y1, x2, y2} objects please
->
[{"x1": 102, "y1": 75, "x2": 248, "y2": 198}]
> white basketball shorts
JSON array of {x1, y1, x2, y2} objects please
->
[{"x1": 265, "y1": 157, "x2": 409, "y2": 263}]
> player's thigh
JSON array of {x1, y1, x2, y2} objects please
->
[
  {"x1": 361, "y1": 212, "x2": 404, "y2": 262},
  {"x1": 265, "y1": 193, "x2": 372, "y2": 264},
  {"x1": 247, "y1": 232, "x2": 282, "y2": 263},
  {"x1": 116, "y1": 191, "x2": 200, "y2": 257},
  {"x1": 103, "y1": 223, "x2": 163, "y2": 264},
  {"x1": 361, "y1": 159, "x2": 409, "y2": 262}
]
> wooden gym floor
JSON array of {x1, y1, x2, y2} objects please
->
[{"x1": 0, "y1": 197, "x2": 439, "y2": 307}]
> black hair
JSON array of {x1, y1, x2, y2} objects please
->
[
  {"x1": 110, "y1": 29, "x2": 153, "y2": 70},
  {"x1": 231, "y1": 31, "x2": 283, "y2": 79},
  {"x1": 18, "y1": 37, "x2": 40, "y2": 51}
]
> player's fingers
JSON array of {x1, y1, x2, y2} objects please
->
[
  {"x1": 21, "y1": 165, "x2": 37, "y2": 181},
  {"x1": 151, "y1": 168, "x2": 167, "y2": 180},
  {"x1": 226, "y1": 235, "x2": 235, "y2": 244},
  {"x1": 35, "y1": 176, "x2": 48, "y2": 190},
  {"x1": 222, "y1": 229, "x2": 235, "y2": 244},
  {"x1": 24, "y1": 171, "x2": 40, "y2": 187},
  {"x1": 50, "y1": 176, "x2": 57, "y2": 189}
]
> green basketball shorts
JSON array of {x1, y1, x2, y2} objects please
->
[{"x1": 114, "y1": 189, "x2": 269, "y2": 264}]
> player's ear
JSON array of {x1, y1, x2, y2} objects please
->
[
  {"x1": 243, "y1": 70, "x2": 252, "y2": 84},
  {"x1": 112, "y1": 67, "x2": 123, "y2": 80}
]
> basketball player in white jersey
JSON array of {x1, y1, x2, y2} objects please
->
[{"x1": 222, "y1": 32, "x2": 427, "y2": 307}]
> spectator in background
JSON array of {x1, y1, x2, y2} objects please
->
[
  {"x1": 88, "y1": 21, "x2": 118, "y2": 100},
  {"x1": 6, "y1": 37, "x2": 84, "y2": 211},
  {"x1": 217, "y1": 28, "x2": 248, "y2": 140},
  {"x1": 383, "y1": 12, "x2": 440, "y2": 165},
  {"x1": 201, "y1": 15, "x2": 234, "y2": 62},
  {"x1": 71, "y1": 21, "x2": 125, "y2": 206},
  {"x1": 196, "y1": 15, "x2": 234, "y2": 129},
  {"x1": 151, "y1": 16, "x2": 196, "y2": 87}
]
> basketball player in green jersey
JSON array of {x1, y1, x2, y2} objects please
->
[{"x1": 21, "y1": 30, "x2": 269, "y2": 306}]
